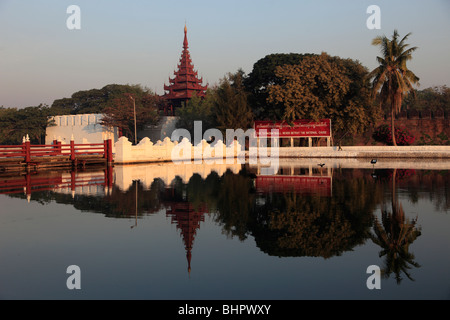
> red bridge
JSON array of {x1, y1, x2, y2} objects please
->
[{"x1": 0, "y1": 139, "x2": 113, "y2": 172}]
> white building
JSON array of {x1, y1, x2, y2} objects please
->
[{"x1": 45, "y1": 114, "x2": 119, "y2": 146}]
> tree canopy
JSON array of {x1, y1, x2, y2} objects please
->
[
  {"x1": 176, "y1": 70, "x2": 254, "y2": 138},
  {"x1": 175, "y1": 89, "x2": 217, "y2": 139},
  {"x1": 267, "y1": 52, "x2": 380, "y2": 140},
  {"x1": 0, "y1": 104, "x2": 54, "y2": 144},
  {"x1": 51, "y1": 84, "x2": 155, "y2": 115},
  {"x1": 245, "y1": 53, "x2": 314, "y2": 119},
  {"x1": 100, "y1": 91, "x2": 161, "y2": 144},
  {"x1": 214, "y1": 69, "x2": 254, "y2": 132},
  {"x1": 403, "y1": 85, "x2": 450, "y2": 113}
]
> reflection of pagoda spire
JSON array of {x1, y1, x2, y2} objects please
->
[{"x1": 166, "y1": 202, "x2": 207, "y2": 276}]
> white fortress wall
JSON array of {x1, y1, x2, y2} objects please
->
[{"x1": 45, "y1": 114, "x2": 119, "y2": 149}]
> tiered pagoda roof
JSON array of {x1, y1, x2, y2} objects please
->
[{"x1": 163, "y1": 25, "x2": 208, "y2": 114}]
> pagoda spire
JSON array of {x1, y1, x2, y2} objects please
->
[
  {"x1": 183, "y1": 23, "x2": 188, "y2": 49},
  {"x1": 162, "y1": 24, "x2": 208, "y2": 116}
]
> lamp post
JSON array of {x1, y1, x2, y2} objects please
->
[{"x1": 129, "y1": 95, "x2": 137, "y2": 145}]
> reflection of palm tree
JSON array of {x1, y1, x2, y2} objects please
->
[{"x1": 370, "y1": 169, "x2": 422, "y2": 284}]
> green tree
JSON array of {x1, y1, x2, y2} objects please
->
[
  {"x1": 267, "y1": 53, "x2": 379, "y2": 141},
  {"x1": 50, "y1": 84, "x2": 155, "y2": 115},
  {"x1": 403, "y1": 85, "x2": 450, "y2": 113},
  {"x1": 175, "y1": 89, "x2": 217, "y2": 139},
  {"x1": 368, "y1": 30, "x2": 420, "y2": 146},
  {"x1": 214, "y1": 70, "x2": 254, "y2": 132},
  {"x1": 245, "y1": 53, "x2": 313, "y2": 119},
  {"x1": 0, "y1": 104, "x2": 54, "y2": 144},
  {"x1": 100, "y1": 92, "x2": 160, "y2": 144}
]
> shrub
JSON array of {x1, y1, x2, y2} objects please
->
[{"x1": 372, "y1": 124, "x2": 415, "y2": 146}]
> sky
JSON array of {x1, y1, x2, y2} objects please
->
[{"x1": 1, "y1": 0, "x2": 449, "y2": 109}]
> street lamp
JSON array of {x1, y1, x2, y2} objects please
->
[{"x1": 129, "y1": 95, "x2": 137, "y2": 145}]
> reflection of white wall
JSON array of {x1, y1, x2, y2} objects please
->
[
  {"x1": 57, "y1": 171, "x2": 108, "y2": 197},
  {"x1": 45, "y1": 114, "x2": 119, "y2": 147},
  {"x1": 114, "y1": 162, "x2": 242, "y2": 191}
]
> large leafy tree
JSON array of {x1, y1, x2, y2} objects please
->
[
  {"x1": 100, "y1": 92, "x2": 161, "y2": 144},
  {"x1": 267, "y1": 52, "x2": 379, "y2": 142},
  {"x1": 245, "y1": 53, "x2": 313, "y2": 119},
  {"x1": 368, "y1": 30, "x2": 420, "y2": 146}
]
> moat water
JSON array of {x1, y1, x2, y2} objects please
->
[{"x1": 0, "y1": 160, "x2": 449, "y2": 300}]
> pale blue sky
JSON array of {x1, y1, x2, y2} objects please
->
[{"x1": 1, "y1": 0, "x2": 449, "y2": 109}]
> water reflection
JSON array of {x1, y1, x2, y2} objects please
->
[
  {"x1": 1, "y1": 162, "x2": 449, "y2": 287},
  {"x1": 250, "y1": 166, "x2": 380, "y2": 258},
  {"x1": 370, "y1": 169, "x2": 422, "y2": 284}
]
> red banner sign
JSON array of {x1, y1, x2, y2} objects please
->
[
  {"x1": 256, "y1": 176, "x2": 332, "y2": 197},
  {"x1": 254, "y1": 119, "x2": 331, "y2": 138}
]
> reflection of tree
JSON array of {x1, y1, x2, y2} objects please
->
[
  {"x1": 249, "y1": 171, "x2": 382, "y2": 258},
  {"x1": 370, "y1": 169, "x2": 422, "y2": 284},
  {"x1": 254, "y1": 193, "x2": 356, "y2": 258},
  {"x1": 214, "y1": 170, "x2": 256, "y2": 241},
  {"x1": 10, "y1": 178, "x2": 166, "y2": 218}
]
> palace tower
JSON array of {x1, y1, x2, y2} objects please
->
[{"x1": 162, "y1": 25, "x2": 208, "y2": 116}]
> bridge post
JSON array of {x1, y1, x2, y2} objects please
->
[
  {"x1": 24, "y1": 140, "x2": 31, "y2": 163},
  {"x1": 106, "y1": 139, "x2": 113, "y2": 166},
  {"x1": 52, "y1": 139, "x2": 62, "y2": 155},
  {"x1": 70, "y1": 138, "x2": 76, "y2": 161}
]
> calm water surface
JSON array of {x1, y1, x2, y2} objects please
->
[{"x1": 0, "y1": 160, "x2": 449, "y2": 300}]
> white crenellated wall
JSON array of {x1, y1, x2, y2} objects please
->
[
  {"x1": 114, "y1": 136, "x2": 243, "y2": 164},
  {"x1": 45, "y1": 114, "x2": 119, "y2": 147}
]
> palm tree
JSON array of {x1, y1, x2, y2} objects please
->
[{"x1": 368, "y1": 30, "x2": 420, "y2": 146}]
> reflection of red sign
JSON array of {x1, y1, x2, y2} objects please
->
[
  {"x1": 256, "y1": 176, "x2": 332, "y2": 197},
  {"x1": 254, "y1": 119, "x2": 331, "y2": 138}
]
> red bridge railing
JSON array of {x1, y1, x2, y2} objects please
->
[{"x1": 0, "y1": 139, "x2": 113, "y2": 167}]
